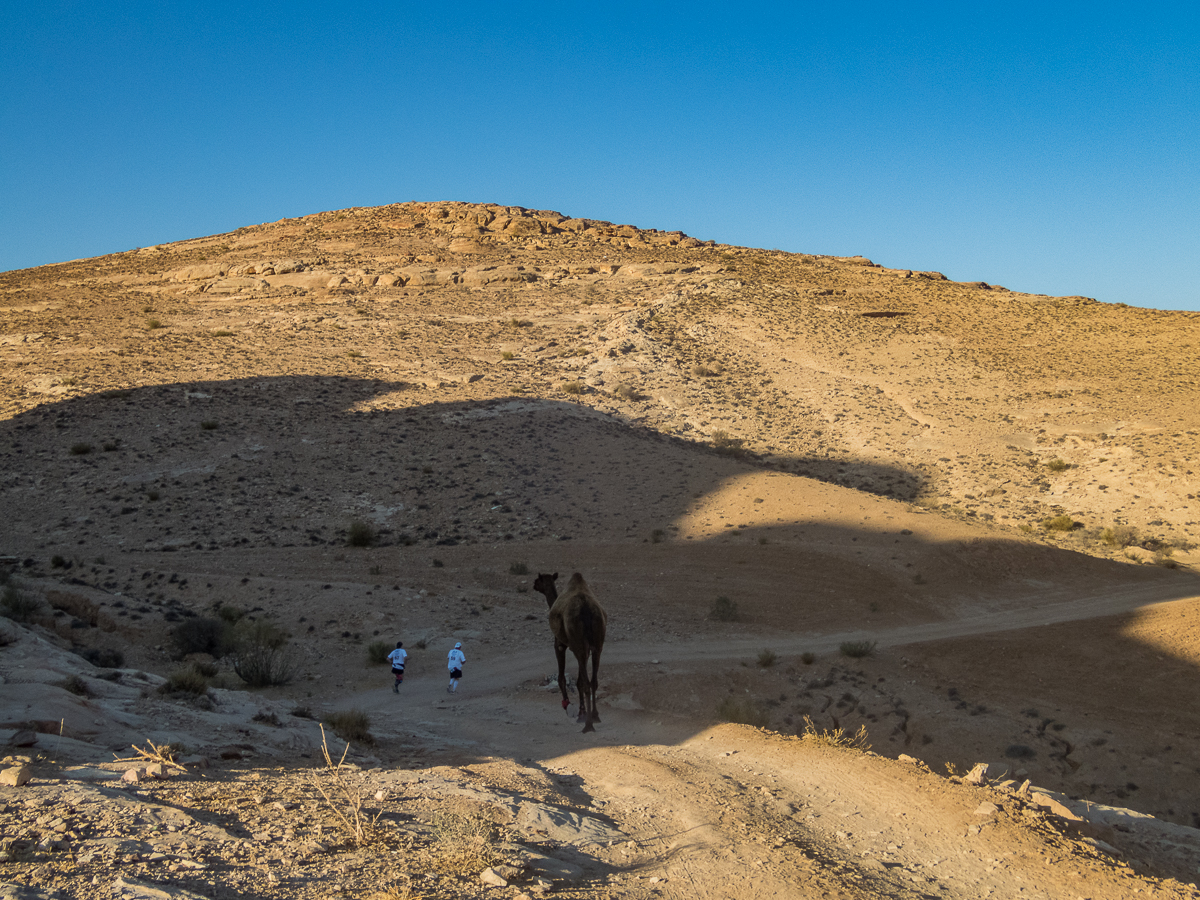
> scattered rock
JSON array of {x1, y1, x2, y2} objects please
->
[
  {"x1": 479, "y1": 867, "x2": 508, "y2": 887},
  {"x1": 964, "y1": 763, "x2": 989, "y2": 785},
  {"x1": 0, "y1": 765, "x2": 31, "y2": 786}
]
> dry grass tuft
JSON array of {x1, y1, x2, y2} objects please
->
[
  {"x1": 801, "y1": 716, "x2": 871, "y2": 751},
  {"x1": 310, "y1": 725, "x2": 383, "y2": 846}
]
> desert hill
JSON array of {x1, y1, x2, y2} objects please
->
[{"x1": 2, "y1": 201, "x2": 1200, "y2": 899}]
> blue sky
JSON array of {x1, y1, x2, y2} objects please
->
[{"x1": 2, "y1": 2, "x2": 1197, "y2": 310}]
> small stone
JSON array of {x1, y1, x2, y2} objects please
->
[
  {"x1": 964, "y1": 763, "x2": 989, "y2": 785},
  {"x1": 121, "y1": 768, "x2": 142, "y2": 784},
  {"x1": 373, "y1": 790, "x2": 388, "y2": 802},
  {"x1": 974, "y1": 802, "x2": 999, "y2": 817},
  {"x1": 9, "y1": 731, "x2": 37, "y2": 748},
  {"x1": 144, "y1": 763, "x2": 167, "y2": 779},
  {"x1": 897, "y1": 754, "x2": 918, "y2": 765},
  {"x1": 0, "y1": 765, "x2": 32, "y2": 786},
  {"x1": 480, "y1": 867, "x2": 508, "y2": 887}
]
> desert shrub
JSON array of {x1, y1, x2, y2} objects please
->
[
  {"x1": 801, "y1": 716, "x2": 871, "y2": 750},
  {"x1": 500, "y1": 351, "x2": 515, "y2": 361},
  {"x1": 757, "y1": 649, "x2": 777, "y2": 668},
  {"x1": 211, "y1": 330, "x2": 235, "y2": 337},
  {"x1": 57, "y1": 675, "x2": 91, "y2": 697},
  {"x1": 613, "y1": 383, "x2": 645, "y2": 401},
  {"x1": 839, "y1": 640, "x2": 876, "y2": 658},
  {"x1": 1004, "y1": 744, "x2": 1036, "y2": 759},
  {"x1": 1042, "y1": 514, "x2": 1080, "y2": 532},
  {"x1": 325, "y1": 708, "x2": 373, "y2": 744},
  {"x1": 711, "y1": 430, "x2": 747, "y2": 457},
  {"x1": 508, "y1": 561, "x2": 529, "y2": 575},
  {"x1": 800, "y1": 652, "x2": 816, "y2": 665},
  {"x1": 190, "y1": 659, "x2": 219, "y2": 677},
  {"x1": 102, "y1": 441, "x2": 119, "y2": 452},
  {"x1": 231, "y1": 620, "x2": 297, "y2": 687},
  {"x1": 1046, "y1": 458, "x2": 1070, "y2": 472},
  {"x1": 1101, "y1": 524, "x2": 1138, "y2": 548},
  {"x1": 709, "y1": 595, "x2": 739, "y2": 622},
  {"x1": 651, "y1": 528, "x2": 666, "y2": 543},
  {"x1": 46, "y1": 590, "x2": 100, "y2": 626},
  {"x1": 146, "y1": 318, "x2": 163, "y2": 330},
  {"x1": 1, "y1": 586, "x2": 40, "y2": 622},
  {"x1": 716, "y1": 697, "x2": 770, "y2": 728},
  {"x1": 172, "y1": 616, "x2": 231, "y2": 657},
  {"x1": 366, "y1": 640, "x2": 390, "y2": 666},
  {"x1": 690, "y1": 363, "x2": 719, "y2": 377},
  {"x1": 215, "y1": 603, "x2": 245, "y2": 625},
  {"x1": 159, "y1": 667, "x2": 211, "y2": 697},
  {"x1": 508, "y1": 318, "x2": 532, "y2": 328},
  {"x1": 431, "y1": 559, "x2": 444, "y2": 568},
  {"x1": 69, "y1": 442, "x2": 92, "y2": 456},
  {"x1": 430, "y1": 810, "x2": 503, "y2": 874},
  {"x1": 76, "y1": 646, "x2": 124, "y2": 668},
  {"x1": 347, "y1": 520, "x2": 376, "y2": 547},
  {"x1": 51, "y1": 555, "x2": 69, "y2": 568},
  {"x1": 561, "y1": 380, "x2": 584, "y2": 395}
]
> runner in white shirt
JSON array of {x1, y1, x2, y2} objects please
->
[
  {"x1": 447, "y1": 642, "x2": 465, "y2": 693},
  {"x1": 387, "y1": 642, "x2": 407, "y2": 693}
]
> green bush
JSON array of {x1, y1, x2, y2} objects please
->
[
  {"x1": 1100, "y1": 524, "x2": 1138, "y2": 547},
  {"x1": 366, "y1": 640, "x2": 390, "y2": 666},
  {"x1": 1, "y1": 586, "x2": 40, "y2": 622},
  {"x1": 57, "y1": 675, "x2": 91, "y2": 697},
  {"x1": 716, "y1": 697, "x2": 770, "y2": 728},
  {"x1": 231, "y1": 620, "x2": 297, "y2": 687},
  {"x1": 347, "y1": 520, "x2": 375, "y2": 547},
  {"x1": 76, "y1": 646, "x2": 124, "y2": 668},
  {"x1": 709, "y1": 596, "x2": 739, "y2": 622},
  {"x1": 800, "y1": 652, "x2": 816, "y2": 665},
  {"x1": 508, "y1": 561, "x2": 529, "y2": 575},
  {"x1": 757, "y1": 649, "x2": 777, "y2": 668},
  {"x1": 70, "y1": 442, "x2": 93, "y2": 456},
  {"x1": 1046, "y1": 458, "x2": 1070, "y2": 472},
  {"x1": 325, "y1": 709, "x2": 374, "y2": 744},
  {"x1": 561, "y1": 380, "x2": 584, "y2": 395},
  {"x1": 839, "y1": 640, "x2": 876, "y2": 659},
  {"x1": 1042, "y1": 514, "x2": 1080, "y2": 532},
  {"x1": 159, "y1": 666, "x2": 211, "y2": 697},
  {"x1": 172, "y1": 617, "x2": 232, "y2": 657},
  {"x1": 711, "y1": 430, "x2": 747, "y2": 457}
]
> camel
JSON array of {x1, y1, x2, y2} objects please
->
[{"x1": 533, "y1": 572, "x2": 607, "y2": 733}]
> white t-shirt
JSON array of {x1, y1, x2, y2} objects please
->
[
  {"x1": 387, "y1": 648, "x2": 408, "y2": 669},
  {"x1": 447, "y1": 648, "x2": 466, "y2": 671}
]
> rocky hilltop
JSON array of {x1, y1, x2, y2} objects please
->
[{"x1": 1, "y1": 201, "x2": 1199, "y2": 899}]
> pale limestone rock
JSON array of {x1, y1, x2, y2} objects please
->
[
  {"x1": 0, "y1": 765, "x2": 32, "y2": 786},
  {"x1": 964, "y1": 762, "x2": 989, "y2": 785}
]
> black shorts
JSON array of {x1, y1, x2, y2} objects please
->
[
  {"x1": 450, "y1": 668, "x2": 462, "y2": 679},
  {"x1": 392, "y1": 667, "x2": 405, "y2": 677}
]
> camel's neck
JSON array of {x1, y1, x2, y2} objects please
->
[{"x1": 541, "y1": 588, "x2": 557, "y2": 607}]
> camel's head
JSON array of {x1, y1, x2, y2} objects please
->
[{"x1": 533, "y1": 572, "x2": 558, "y2": 606}]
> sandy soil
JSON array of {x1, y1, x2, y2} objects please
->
[{"x1": 2, "y1": 201, "x2": 1200, "y2": 899}]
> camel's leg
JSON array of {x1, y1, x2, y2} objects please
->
[
  {"x1": 575, "y1": 650, "x2": 589, "y2": 725},
  {"x1": 555, "y1": 642, "x2": 571, "y2": 713},
  {"x1": 589, "y1": 644, "x2": 602, "y2": 724}
]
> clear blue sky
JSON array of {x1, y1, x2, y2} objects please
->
[{"x1": 3, "y1": 2, "x2": 1198, "y2": 310}]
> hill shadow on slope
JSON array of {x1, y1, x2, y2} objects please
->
[{"x1": 4, "y1": 376, "x2": 1200, "y2": 840}]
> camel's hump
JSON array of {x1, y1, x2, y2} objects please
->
[{"x1": 567, "y1": 572, "x2": 587, "y2": 589}]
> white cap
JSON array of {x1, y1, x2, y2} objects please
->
[{"x1": 454, "y1": 642, "x2": 462, "y2": 648}]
